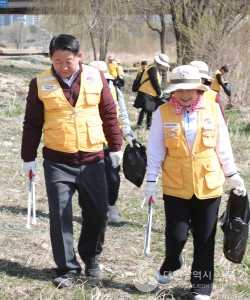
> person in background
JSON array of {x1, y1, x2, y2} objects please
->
[
  {"x1": 115, "y1": 58, "x2": 124, "y2": 76},
  {"x1": 21, "y1": 34, "x2": 123, "y2": 288},
  {"x1": 133, "y1": 54, "x2": 170, "y2": 130},
  {"x1": 144, "y1": 65, "x2": 246, "y2": 300},
  {"x1": 210, "y1": 65, "x2": 231, "y2": 96},
  {"x1": 189, "y1": 60, "x2": 225, "y2": 120},
  {"x1": 137, "y1": 59, "x2": 147, "y2": 74},
  {"x1": 107, "y1": 55, "x2": 124, "y2": 89},
  {"x1": 89, "y1": 60, "x2": 135, "y2": 223}
]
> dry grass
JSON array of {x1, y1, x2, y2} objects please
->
[{"x1": 0, "y1": 56, "x2": 249, "y2": 300}]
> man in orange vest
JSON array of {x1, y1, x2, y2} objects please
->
[
  {"x1": 137, "y1": 59, "x2": 148, "y2": 74},
  {"x1": 21, "y1": 34, "x2": 123, "y2": 288},
  {"x1": 210, "y1": 65, "x2": 231, "y2": 96}
]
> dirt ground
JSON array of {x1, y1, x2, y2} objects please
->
[{"x1": 0, "y1": 56, "x2": 249, "y2": 300}]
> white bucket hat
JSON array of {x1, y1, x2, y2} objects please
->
[
  {"x1": 189, "y1": 60, "x2": 213, "y2": 81},
  {"x1": 164, "y1": 65, "x2": 209, "y2": 94},
  {"x1": 89, "y1": 60, "x2": 114, "y2": 80},
  {"x1": 154, "y1": 54, "x2": 170, "y2": 67}
]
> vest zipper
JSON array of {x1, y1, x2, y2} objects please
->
[
  {"x1": 71, "y1": 108, "x2": 79, "y2": 150},
  {"x1": 71, "y1": 109, "x2": 78, "y2": 117}
]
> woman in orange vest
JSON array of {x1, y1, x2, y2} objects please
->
[
  {"x1": 144, "y1": 65, "x2": 246, "y2": 300},
  {"x1": 133, "y1": 54, "x2": 170, "y2": 130}
]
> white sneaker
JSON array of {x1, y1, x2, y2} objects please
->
[
  {"x1": 108, "y1": 205, "x2": 119, "y2": 223},
  {"x1": 191, "y1": 293, "x2": 210, "y2": 300},
  {"x1": 156, "y1": 270, "x2": 173, "y2": 284}
]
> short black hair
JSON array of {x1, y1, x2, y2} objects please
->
[
  {"x1": 49, "y1": 34, "x2": 80, "y2": 56},
  {"x1": 141, "y1": 60, "x2": 147, "y2": 65},
  {"x1": 221, "y1": 65, "x2": 229, "y2": 72}
]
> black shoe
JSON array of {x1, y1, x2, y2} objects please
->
[
  {"x1": 84, "y1": 258, "x2": 100, "y2": 277},
  {"x1": 52, "y1": 271, "x2": 79, "y2": 289}
]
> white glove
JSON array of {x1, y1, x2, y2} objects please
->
[
  {"x1": 109, "y1": 150, "x2": 123, "y2": 168},
  {"x1": 144, "y1": 181, "x2": 157, "y2": 204},
  {"x1": 23, "y1": 161, "x2": 36, "y2": 177},
  {"x1": 228, "y1": 173, "x2": 246, "y2": 197},
  {"x1": 125, "y1": 135, "x2": 134, "y2": 147},
  {"x1": 157, "y1": 92, "x2": 164, "y2": 98}
]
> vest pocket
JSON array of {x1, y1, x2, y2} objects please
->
[
  {"x1": 164, "y1": 127, "x2": 181, "y2": 149},
  {"x1": 163, "y1": 160, "x2": 183, "y2": 189},
  {"x1": 87, "y1": 118, "x2": 105, "y2": 145},
  {"x1": 203, "y1": 160, "x2": 224, "y2": 189},
  {"x1": 42, "y1": 96, "x2": 62, "y2": 110},
  {"x1": 202, "y1": 128, "x2": 216, "y2": 147},
  {"x1": 85, "y1": 93, "x2": 100, "y2": 105},
  {"x1": 43, "y1": 120, "x2": 65, "y2": 145}
]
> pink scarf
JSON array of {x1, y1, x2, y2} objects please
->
[{"x1": 169, "y1": 94, "x2": 205, "y2": 114}]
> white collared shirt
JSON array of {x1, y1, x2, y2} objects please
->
[{"x1": 57, "y1": 65, "x2": 80, "y2": 87}]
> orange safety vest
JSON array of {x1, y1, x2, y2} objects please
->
[
  {"x1": 159, "y1": 101, "x2": 225, "y2": 199},
  {"x1": 138, "y1": 64, "x2": 161, "y2": 96},
  {"x1": 210, "y1": 69, "x2": 223, "y2": 92},
  {"x1": 203, "y1": 89, "x2": 217, "y2": 102},
  {"x1": 37, "y1": 66, "x2": 105, "y2": 153},
  {"x1": 107, "y1": 61, "x2": 120, "y2": 78}
]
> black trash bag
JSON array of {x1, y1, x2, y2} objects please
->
[
  {"x1": 123, "y1": 140, "x2": 147, "y2": 187},
  {"x1": 224, "y1": 81, "x2": 231, "y2": 97},
  {"x1": 113, "y1": 76, "x2": 125, "y2": 88},
  {"x1": 221, "y1": 189, "x2": 250, "y2": 263}
]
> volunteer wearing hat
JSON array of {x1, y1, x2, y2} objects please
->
[
  {"x1": 107, "y1": 55, "x2": 121, "y2": 78},
  {"x1": 107, "y1": 55, "x2": 124, "y2": 89},
  {"x1": 190, "y1": 61, "x2": 225, "y2": 119},
  {"x1": 144, "y1": 65, "x2": 246, "y2": 300},
  {"x1": 89, "y1": 61, "x2": 134, "y2": 223},
  {"x1": 115, "y1": 58, "x2": 124, "y2": 76},
  {"x1": 133, "y1": 53, "x2": 170, "y2": 130}
]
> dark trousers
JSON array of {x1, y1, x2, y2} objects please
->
[
  {"x1": 137, "y1": 108, "x2": 152, "y2": 129},
  {"x1": 160, "y1": 194, "x2": 221, "y2": 296},
  {"x1": 43, "y1": 159, "x2": 109, "y2": 275},
  {"x1": 104, "y1": 149, "x2": 120, "y2": 206}
]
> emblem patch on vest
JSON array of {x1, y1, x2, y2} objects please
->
[
  {"x1": 85, "y1": 72, "x2": 96, "y2": 84},
  {"x1": 203, "y1": 118, "x2": 214, "y2": 129},
  {"x1": 164, "y1": 123, "x2": 180, "y2": 137}
]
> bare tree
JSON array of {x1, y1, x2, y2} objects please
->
[
  {"x1": 38, "y1": 0, "x2": 127, "y2": 61},
  {"x1": 169, "y1": 0, "x2": 249, "y2": 64},
  {"x1": 4, "y1": 22, "x2": 29, "y2": 50}
]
